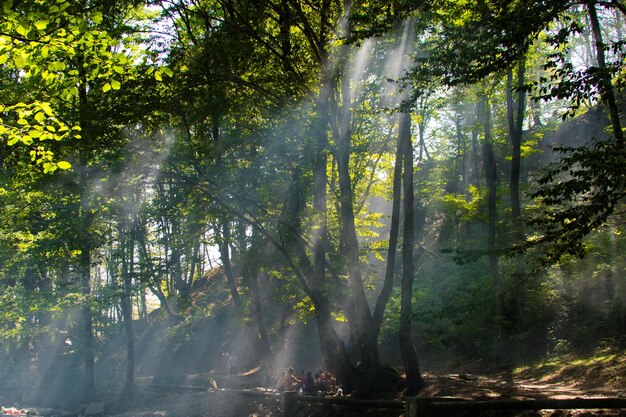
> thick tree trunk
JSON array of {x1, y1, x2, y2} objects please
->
[
  {"x1": 336, "y1": 100, "x2": 380, "y2": 373},
  {"x1": 398, "y1": 112, "x2": 424, "y2": 394},
  {"x1": 285, "y1": 226, "x2": 358, "y2": 391},
  {"x1": 309, "y1": 38, "x2": 360, "y2": 392},
  {"x1": 335, "y1": 0, "x2": 381, "y2": 373},
  {"x1": 312, "y1": 294, "x2": 358, "y2": 393}
]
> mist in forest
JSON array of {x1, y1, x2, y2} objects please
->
[{"x1": 1, "y1": 0, "x2": 625, "y2": 412}]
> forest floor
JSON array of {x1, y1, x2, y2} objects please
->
[{"x1": 99, "y1": 348, "x2": 625, "y2": 417}]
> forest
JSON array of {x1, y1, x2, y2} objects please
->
[{"x1": 0, "y1": 0, "x2": 625, "y2": 411}]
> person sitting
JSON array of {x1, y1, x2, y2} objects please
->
[
  {"x1": 276, "y1": 367, "x2": 301, "y2": 392},
  {"x1": 302, "y1": 371, "x2": 316, "y2": 395},
  {"x1": 314, "y1": 371, "x2": 326, "y2": 392}
]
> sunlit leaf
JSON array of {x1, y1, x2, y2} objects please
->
[
  {"x1": 34, "y1": 20, "x2": 48, "y2": 30},
  {"x1": 40, "y1": 103, "x2": 54, "y2": 116},
  {"x1": 57, "y1": 161, "x2": 72, "y2": 170},
  {"x1": 91, "y1": 12, "x2": 103, "y2": 24}
]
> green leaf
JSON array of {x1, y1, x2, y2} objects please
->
[
  {"x1": 42, "y1": 162, "x2": 56, "y2": 173},
  {"x1": 113, "y1": 66, "x2": 124, "y2": 74},
  {"x1": 28, "y1": 129, "x2": 42, "y2": 138},
  {"x1": 34, "y1": 20, "x2": 48, "y2": 30},
  {"x1": 40, "y1": 103, "x2": 54, "y2": 116},
  {"x1": 161, "y1": 67, "x2": 173, "y2": 77},
  {"x1": 110, "y1": 79, "x2": 121, "y2": 90},
  {"x1": 57, "y1": 161, "x2": 72, "y2": 170},
  {"x1": 91, "y1": 12, "x2": 103, "y2": 24},
  {"x1": 154, "y1": 70, "x2": 162, "y2": 81},
  {"x1": 15, "y1": 22, "x2": 28, "y2": 36},
  {"x1": 102, "y1": 82, "x2": 111, "y2": 92}
]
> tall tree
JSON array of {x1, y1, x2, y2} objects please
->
[
  {"x1": 481, "y1": 93, "x2": 500, "y2": 296},
  {"x1": 506, "y1": 60, "x2": 527, "y2": 242},
  {"x1": 398, "y1": 110, "x2": 424, "y2": 393},
  {"x1": 586, "y1": 0, "x2": 623, "y2": 148}
]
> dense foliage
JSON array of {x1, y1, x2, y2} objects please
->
[{"x1": 0, "y1": 0, "x2": 624, "y2": 406}]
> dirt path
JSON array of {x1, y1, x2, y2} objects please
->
[
  {"x1": 422, "y1": 372, "x2": 624, "y2": 400},
  {"x1": 101, "y1": 370, "x2": 625, "y2": 417}
]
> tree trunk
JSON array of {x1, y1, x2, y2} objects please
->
[
  {"x1": 79, "y1": 223, "x2": 96, "y2": 403},
  {"x1": 78, "y1": 60, "x2": 96, "y2": 404},
  {"x1": 471, "y1": 108, "x2": 482, "y2": 189},
  {"x1": 312, "y1": 295, "x2": 358, "y2": 393},
  {"x1": 309, "y1": 32, "x2": 360, "y2": 391},
  {"x1": 587, "y1": 0, "x2": 624, "y2": 149},
  {"x1": 398, "y1": 111, "x2": 424, "y2": 394},
  {"x1": 136, "y1": 222, "x2": 178, "y2": 320},
  {"x1": 335, "y1": 0, "x2": 381, "y2": 374},
  {"x1": 218, "y1": 221, "x2": 244, "y2": 315},
  {"x1": 170, "y1": 220, "x2": 191, "y2": 309},
  {"x1": 506, "y1": 61, "x2": 526, "y2": 243},
  {"x1": 120, "y1": 225, "x2": 136, "y2": 400},
  {"x1": 507, "y1": 62, "x2": 528, "y2": 331},
  {"x1": 243, "y1": 256, "x2": 273, "y2": 366},
  {"x1": 373, "y1": 117, "x2": 403, "y2": 334},
  {"x1": 481, "y1": 94, "x2": 500, "y2": 295}
]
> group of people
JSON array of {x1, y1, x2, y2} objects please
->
[
  {"x1": 218, "y1": 352, "x2": 342, "y2": 396},
  {"x1": 274, "y1": 367, "x2": 342, "y2": 396}
]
